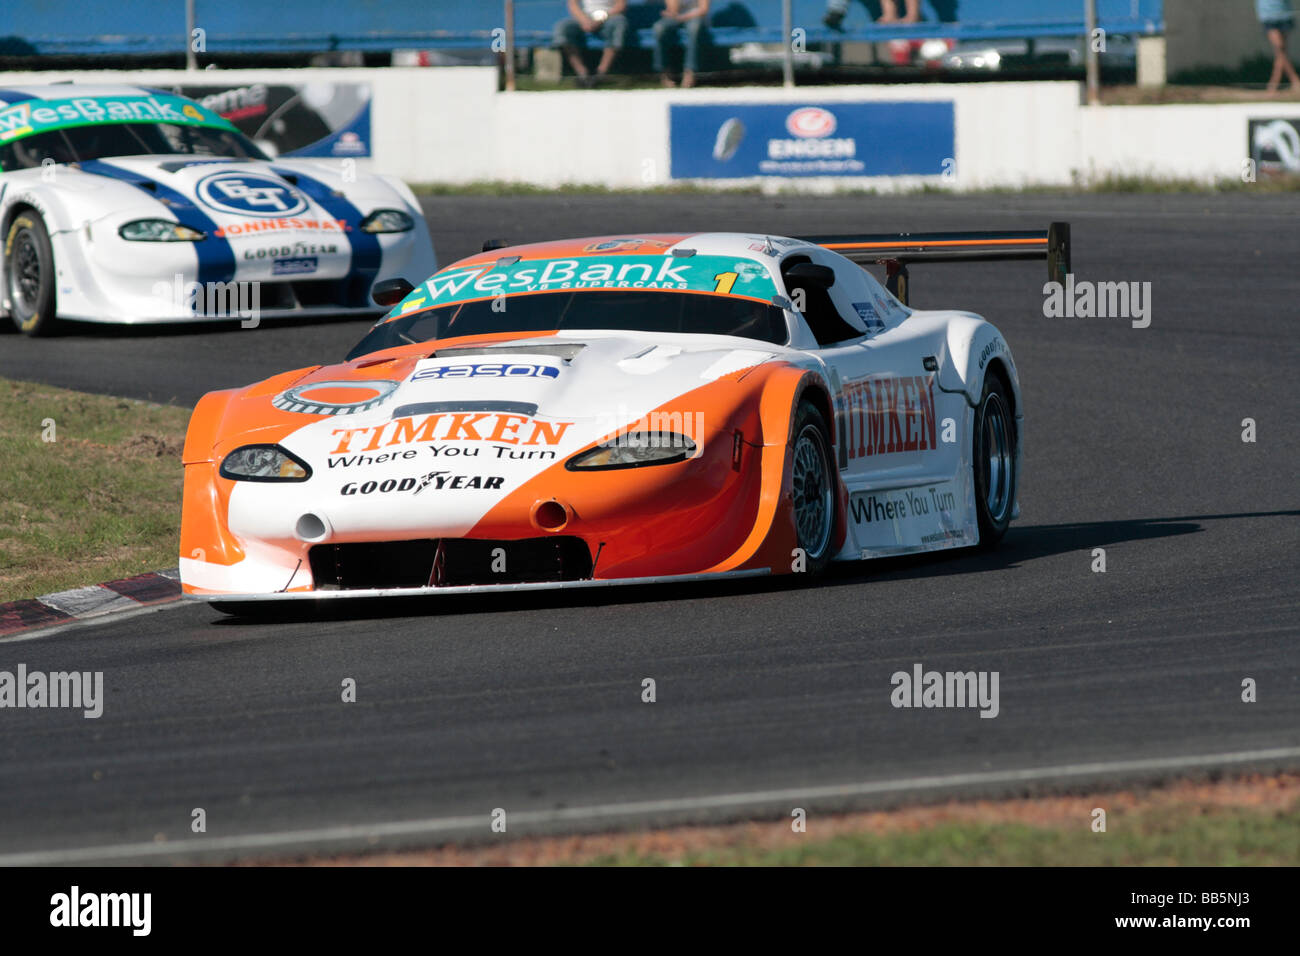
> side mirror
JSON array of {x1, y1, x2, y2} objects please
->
[
  {"x1": 784, "y1": 262, "x2": 836, "y2": 289},
  {"x1": 372, "y1": 277, "x2": 414, "y2": 307}
]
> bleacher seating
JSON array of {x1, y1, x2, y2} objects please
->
[{"x1": 7, "y1": 0, "x2": 1163, "y2": 57}]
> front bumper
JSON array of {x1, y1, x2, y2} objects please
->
[
  {"x1": 186, "y1": 567, "x2": 771, "y2": 603},
  {"x1": 181, "y1": 417, "x2": 777, "y2": 596},
  {"x1": 47, "y1": 217, "x2": 436, "y2": 325}
]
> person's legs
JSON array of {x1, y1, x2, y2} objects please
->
[
  {"x1": 681, "y1": 19, "x2": 707, "y2": 87},
  {"x1": 880, "y1": 0, "x2": 920, "y2": 22},
  {"x1": 1268, "y1": 26, "x2": 1300, "y2": 91},
  {"x1": 595, "y1": 14, "x2": 629, "y2": 76},
  {"x1": 1268, "y1": 27, "x2": 1283, "y2": 91},
  {"x1": 653, "y1": 17, "x2": 678, "y2": 83},
  {"x1": 1267, "y1": 27, "x2": 1290, "y2": 91},
  {"x1": 554, "y1": 19, "x2": 590, "y2": 77}
]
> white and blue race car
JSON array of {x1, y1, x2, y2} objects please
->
[{"x1": 0, "y1": 84, "x2": 436, "y2": 335}]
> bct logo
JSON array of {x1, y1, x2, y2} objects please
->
[{"x1": 196, "y1": 172, "x2": 308, "y2": 218}]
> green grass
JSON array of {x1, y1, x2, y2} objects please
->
[
  {"x1": 0, "y1": 378, "x2": 190, "y2": 602},
  {"x1": 583, "y1": 804, "x2": 1300, "y2": 866}
]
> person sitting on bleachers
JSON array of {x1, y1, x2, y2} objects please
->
[
  {"x1": 554, "y1": 0, "x2": 631, "y2": 87},
  {"x1": 824, "y1": 0, "x2": 957, "y2": 30},
  {"x1": 654, "y1": 0, "x2": 711, "y2": 88}
]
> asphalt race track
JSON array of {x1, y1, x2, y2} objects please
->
[{"x1": 0, "y1": 193, "x2": 1297, "y2": 864}]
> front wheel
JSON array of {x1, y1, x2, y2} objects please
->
[
  {"x1": 973, "y1": 373, "x2": 1017, "y2": 547},
  {"x1": 790, "y1": 401, "x2": 836, "y2": 575},
  {"x1": 6, "y1": 212, "x2": 58, "y2": 335}
]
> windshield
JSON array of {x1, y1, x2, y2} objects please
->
[
  {"x1": 346, "y1": 289, "x2": 789, "y2": 361},
  {"x1": 0, "y1": 122, "x2": 267, "y2": 170}
]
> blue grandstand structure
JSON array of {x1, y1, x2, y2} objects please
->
[{"x1": 0, "y1": 1, "x2": 1163, "y2": 57}]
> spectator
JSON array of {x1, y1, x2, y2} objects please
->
[
  {"x1": 823, "y1": 0, "x2": 956, "y2": 30},
  {"x1": 554, "y1": 0, "x2": 630, "y2": 87},
  {"x1": 879, "y1": 0, "x2": 921, "y2": 23},
  {"x1": 655, "y1": 0, "x2": 711, "y2": 88},
  {"x1": 1257, "y1": 0, "x2": 1300, "y2": 92}
]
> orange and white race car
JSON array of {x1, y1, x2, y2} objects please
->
[{"x1": 179, "y1": 227, "x2": 1069, "y2": 609}]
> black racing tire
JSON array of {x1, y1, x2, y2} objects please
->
[
  {"x1": 789, "y1": 400, "x2": 836, "y2": 576},
  {"x1": 5, "y1": 211, "x2": 58, "y2": 336},
  {"x1": 973, "y1": 372, "x2": 1017, "y2": 548}
]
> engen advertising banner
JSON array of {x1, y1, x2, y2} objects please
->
[
  {"x1": 177, "y1": 82, "x2": 371, "y2": 159},
  {"x1": 670, "y1": 101, "x2": 954, "y2": 179}
]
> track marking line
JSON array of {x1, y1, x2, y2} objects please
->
[{"x1": 4, "y1": 745, "x2": 1300, "y2": 866}]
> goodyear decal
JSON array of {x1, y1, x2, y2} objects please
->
[{"x1": 275, "y1": 165, "x2": 381, "y2": 296}]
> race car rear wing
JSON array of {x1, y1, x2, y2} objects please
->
[{"x1": 799, "y1": 221, "x2": 1071, "y2": 306}]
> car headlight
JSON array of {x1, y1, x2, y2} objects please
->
[
  {"x1": 566, "y1": 433, "x2": 697, "y2": 471},
  {"x1": 119, "y1": 219, "x2": 206, "y2": 241},
  {"x1": 359, "y1": 209, "x2": 415, "y2": 234},
  {"x1": 219, "y1": 445, "x2": 311, "y2": 482}
]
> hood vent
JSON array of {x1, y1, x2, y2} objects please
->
[
  {"x1": 617, "y1": 344, "x2": 682, "y2": 374},
  {"x1": 432, "y1": 342, "x2": 586, "y2": 362},
  {"x1": 156, "y1": 159, "x2": 247, "y2": 173},
  {"x1": 392, "y1": 400, "x2": 538, "y2": 419}
]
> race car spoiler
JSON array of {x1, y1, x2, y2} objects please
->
[{"x1": 800, "y1": 221, "x2": 1071, "y2": 306}]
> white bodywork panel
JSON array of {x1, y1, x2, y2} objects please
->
[{"x1": 0, "y1": 83, "x2": 435, "y2": 324}]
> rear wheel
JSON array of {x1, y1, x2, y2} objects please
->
[
  {"x1": 6, "y1": 211, "x2": 58, "y2": 336},
  {"x1": 973, "y1": 372, "x2": 1017, "y2": 546},
  {"x1": 790, "y1": 401, "x2": 836, "y2": 575}
]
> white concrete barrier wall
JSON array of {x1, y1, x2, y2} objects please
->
[
  {"x1": 0, "y1": 66, "x2": 1292, "y2": 188},
  {"x1": 490, "y1": 81, "x2": 1086, "y2": 191},
  {"x1": 1080, "y1": 101, "x2": 1300, "y2": 183}
]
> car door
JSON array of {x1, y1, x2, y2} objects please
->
[{"x1": 811, "y1": 254, "x2": 972, "y2": 554}]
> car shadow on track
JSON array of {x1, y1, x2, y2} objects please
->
[
  {"x1": 205, "y1": 510, "x2": 1298, "y2": 626},
  {"x1": 819, "y1": 509, "x2": 1299, "y2": 589}
]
